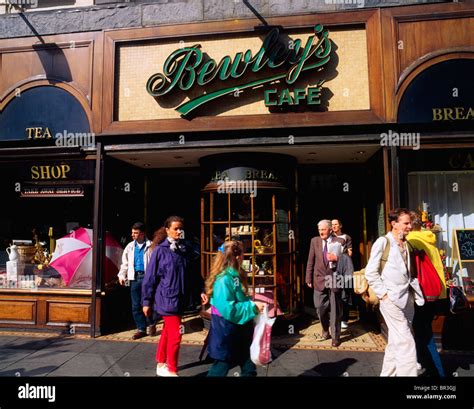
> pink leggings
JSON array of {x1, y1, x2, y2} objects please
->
[{"x1": 156, "y1": 315, "x2": 182, "y2": 373}]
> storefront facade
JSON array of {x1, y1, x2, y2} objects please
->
[{"x1": 0, "y1": 1, "x2": 472, "y2": 344}]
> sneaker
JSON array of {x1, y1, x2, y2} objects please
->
[
  {"x1": 132, "y1": 330, "x2": 147, "y2": 340},
  {"x1": 156, "y1": 364, "x2": 178, "y2": 377},
  {"x1": 148, "y1": 324, "x2": 157, "y2": 337},
  {"x1": 341, "y1": 321, "x2": 348, "y2": 329},
  {"x1": 156, "y1": 364, "x2": 167, "y2": 376}
]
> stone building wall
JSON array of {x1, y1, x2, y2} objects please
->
[{"x1": 0, "y1": 0, "x2": 453, "y2": 39}]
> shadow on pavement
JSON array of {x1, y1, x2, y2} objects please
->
[{"x1": 298, "y1": 357, "x2": 358, "y2": 377}]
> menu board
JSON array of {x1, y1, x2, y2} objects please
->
[{"x1": 455, "y1": 229, "x2": 474, "y2": 261}]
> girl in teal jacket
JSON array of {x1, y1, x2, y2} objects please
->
[{"x1": 205, "y1": 240, "x2": 264, "y2": 376}]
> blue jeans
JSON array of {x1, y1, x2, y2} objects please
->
[{"x1": 130, "y1": 274, "x2": 154, "y2": 332}]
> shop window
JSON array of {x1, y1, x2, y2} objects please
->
[
  {"x1": 201, "y1": 188, "x2": 297, "y2": 316},
  {"x1": 0, "y1": 160, "x2": 97, "y2": 292},
  {"x1": 408, "y1": 171, "x2": 474, "y2": 266}
]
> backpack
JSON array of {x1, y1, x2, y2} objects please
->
[
  {"x1": 412, "y1": 248, "x2": 442, "y2": 302},
  {"x1": 353, "y1": 236, "x2": 390, "y2": 306}
]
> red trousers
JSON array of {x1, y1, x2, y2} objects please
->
[{"x1": 156, "y1": 315, "x2": 182, "y2": 373}]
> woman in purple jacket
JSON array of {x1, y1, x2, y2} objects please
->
[{"x1": 142, "y1": 216, "x2": 191, "y2": 377}]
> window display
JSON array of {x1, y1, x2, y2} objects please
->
[
  {"x1": 201, "y1": 188, "x2": 297, "y2": 316},
  {"x1": 0, "y1": 227, "x2": 123, "y2": 291}
]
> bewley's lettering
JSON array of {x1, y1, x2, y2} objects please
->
[
  {"x1": 147, "y1": 25, "x2": 330, "y2": 96},
  {"x1": 146, "y1": 24, "x2": 331, "y2": 115}
]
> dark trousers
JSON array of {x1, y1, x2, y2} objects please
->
[
  {"x1": 207, "y1": 358, "x2": 257, "y2": 377},
  {"x1": 130, "y1": 274, "x2": 154, "y2": 332},
  {"x1": 341, "y1": 288, "x2": 353, "y2": 322},
  {"x1": 314, "y1": 288, "x2": 343, "y2": 340},
  {"x1": 413, "y1": 302, "x2": 445, "y2": 377}
]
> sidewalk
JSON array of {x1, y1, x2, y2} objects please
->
[{"x1": 0, "y1": 330, "x2": 473, "y2": 377}]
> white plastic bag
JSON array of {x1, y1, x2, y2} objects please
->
[{"x1": 250, "y1": 304, "x2": 276, "y2": 366}]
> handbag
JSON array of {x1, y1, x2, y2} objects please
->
[
  {"x1": 448, "y1": 284, "x2": 470, "y2": 314},
  {"x1": 250, "y1": 304, "x2": 276, "y2": 366},
  {"x1": 353, "y1": 237, "x2": 390, "y2": 306},
  {"x1": 412, "y1": 249, "x2": 442, "y2": 302}
]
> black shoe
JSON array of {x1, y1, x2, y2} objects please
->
[
  {"x1": 321, "y1": 331, "x2": 331, "y2": 340},
  {"x1": 132, "y1": 331, "x2": 147, "y2": 340},
  {"x1": 148, "y1": 325, "x2": 157, "y2": 337},
  {"x1": 332, "y1": 339, "x2": 341, "y2": 348}
]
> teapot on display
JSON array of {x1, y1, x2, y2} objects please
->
[{"x1": 6, "y1": 244, "x2": 19, "y2": 262}]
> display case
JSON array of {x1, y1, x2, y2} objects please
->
[{"x1": 201, "y1": 186, "x2": 297, "y2": 317}]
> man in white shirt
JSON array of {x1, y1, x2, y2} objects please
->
[
  {"x1": 365, "y1": 208, "x2": 424, "y2": 376},
  {"x1": 118, "y1": 222, "x2": 154, "y2": 340}
]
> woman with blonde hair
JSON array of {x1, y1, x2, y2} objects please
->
[{"x1": 205, "y1": 240, "x2": 265, "y2": 377}]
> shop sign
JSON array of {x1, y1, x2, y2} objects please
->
[
  {"x1": 14, "y1": 160, "x2": 95, "y2": 183},
  {"x1": 146, "y1": 24, "x2": 331, "y2": 116},
  {"x1": 31, "y1": 165, "x2": 71, "y2": 180},
  {"x1": 432, "y1": 107, "x2": 474, "y2": 121},
  {"x1": 26, "y1": 127, "x2": 53, "y2": 140},
  {"x1": 0, "y1": 86, "x2": 90, "y2": 142},
  {"x1": 398, "y1": 59, "x2": 474, "y2": 123},
  {"x1": 20, "y1": 186, "x2": 84, "y2": 197},
  {"x1": 449, "y1": 153, "x2": 474, "y2": 169},
  {"x1": 212, "y1": 168, "x2": 279, "y2": 182}
]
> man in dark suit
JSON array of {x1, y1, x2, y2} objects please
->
[{"x1": 306, "y1": 219, "x2": 345, "y2": 347}]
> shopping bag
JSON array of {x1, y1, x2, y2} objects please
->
[
  {"x1": 250, "y1": 305, "x2": 276, "y2": 366},
  {"x1": 449, "y1": 284, "x2": 470, "y2": 315}
]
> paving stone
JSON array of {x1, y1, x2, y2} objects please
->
[
  {"x1": 0, "y1": 360, "x2": 59, "y2": 377},
  {"x1": 80, "y1": 340, "x2": 137, "y2": 357},
  {"x1": 0, "y1": 349, "x2": 38, "y2": 370},
  {"x1": 0, "y1": 336, "x2": 56, "y2": 351},
  {"x1": 46, "y1": 353, "x2": 119, "y2": 377}
]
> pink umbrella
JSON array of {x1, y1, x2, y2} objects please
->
[{"x1": 49, "y1": 227, "x2": 123, "y2": 288}]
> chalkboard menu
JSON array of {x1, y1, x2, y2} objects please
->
[{"x1": 456, "y1": 230, "x2": 474, "y2": 261}]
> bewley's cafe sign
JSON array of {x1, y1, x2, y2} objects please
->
[{"x1": 146, "y1": 24, "x2": 332, "y2": 116}]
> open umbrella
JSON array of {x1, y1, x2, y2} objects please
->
[{"x1": 49, "y1": 227, "x2": 123, "y2": 288}]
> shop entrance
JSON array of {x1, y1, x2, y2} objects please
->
[
  {"x1": 298, "y1": 147, "x2": 386, "y2": 324},
  {"x1": 102, "y1": 156, "x2": 203, "y2": 334},
  {"x1": 102, "y1": 144, "x2": 385, "y2": 334}
]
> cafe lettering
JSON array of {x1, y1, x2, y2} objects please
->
[{"x1": 146, "y1": 24, "x2": 332, "y2": 116}]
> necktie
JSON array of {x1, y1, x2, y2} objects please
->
[{"x1": 323, "y1": 240, "x2": 328, "y2": 266}]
